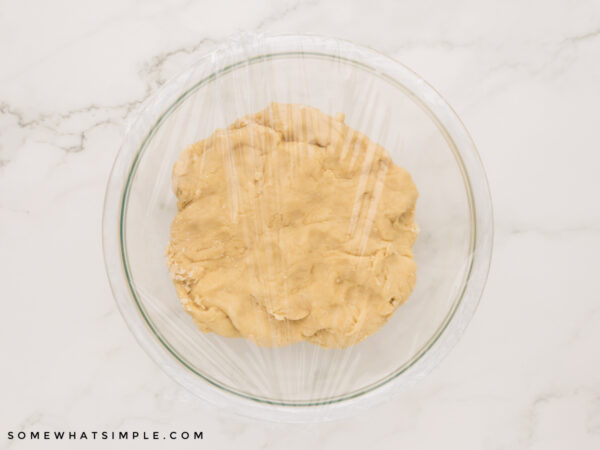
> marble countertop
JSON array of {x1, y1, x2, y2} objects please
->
[{"x1": 1, "y1": 0, "x2": 599, "y2": 448}]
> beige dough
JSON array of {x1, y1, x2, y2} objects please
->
[{"x1": 166, "y1": 103, "x2": 418, "y2": 348}]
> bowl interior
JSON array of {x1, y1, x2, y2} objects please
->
[{"x1": 121, "y1": 53, "x2": 473, "y2": 405}]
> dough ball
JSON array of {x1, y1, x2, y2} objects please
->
[{"x1": 166, "y1": 103, "x2": 418, "y2": 348}]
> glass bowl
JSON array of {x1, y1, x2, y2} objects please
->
[{"x1": 102, "y1": 34, "x2": 493, "y2": 422}]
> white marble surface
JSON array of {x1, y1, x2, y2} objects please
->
[{"x1": 1, "y1": 0, "x2": 600, "y2": 448}]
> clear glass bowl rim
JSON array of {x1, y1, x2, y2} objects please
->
[{"x1": 102, "y1": 34, "x2": 493, "y2": 422}]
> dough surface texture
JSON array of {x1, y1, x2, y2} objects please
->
[{"x1": 166, "y1": 103, "x2": 418, "y2": 348}]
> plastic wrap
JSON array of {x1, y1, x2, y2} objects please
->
[{"x1": 103, "y1": 34, "x2": 493, "y2": 422}]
